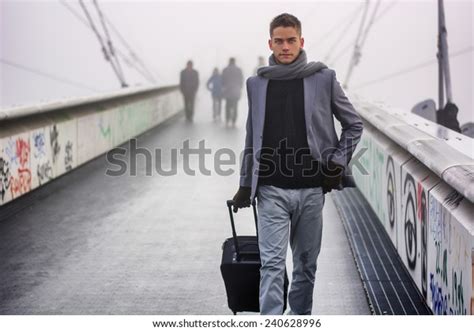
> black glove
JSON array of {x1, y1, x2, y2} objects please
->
[
  {"x1": 322, "y1": 161, "x2": 344, "y2": 194},
  {"x1": 232, "y1": 186, "x2": 251, "y2": 212}
]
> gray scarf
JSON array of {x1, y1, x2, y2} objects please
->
[{"x1": 257, "y1": 49, "x2": 327, "y2": 80}]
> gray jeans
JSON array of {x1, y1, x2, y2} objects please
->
[{"x1": 257, "y1": 185, "x2": 324, "y2": 315}]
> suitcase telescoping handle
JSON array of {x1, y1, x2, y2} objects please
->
[{"x1": 226, "y1": 200, "x2": 258, "y2": 261}]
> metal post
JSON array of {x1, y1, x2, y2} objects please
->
[
  {"x1": 437, "y1": 24, "x2": 444, "y2": 108},
  {"x1": 438, "y1": 0, "x2": 453, "y2": 104}
]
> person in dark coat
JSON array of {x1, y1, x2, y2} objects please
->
[
  {"x1": 222, "y1": 58, "x2": 244, "y2": 127},
  {"x1": 437, "y1": 102, "x2": 461, "y2": 133},
  {"x1": 206, "y1": 68, "x2": 223, "y2": 122},
  {"x1": 179, "y1": 60, "x2": 199, "y2": 122}
]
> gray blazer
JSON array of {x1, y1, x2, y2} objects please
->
[{"x1": 240, "y1": 68, "x2": 363, "y2": 200}]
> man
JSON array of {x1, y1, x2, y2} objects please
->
[
  {"x1": 206, "y1": 68, "x2": 223, "y2": 122},
  {"x1": 232, "y1": 13, "x2": 363, "y2": 315},
  {"x1": 221, "y1": 57, "x2": 244, "y2": 127},
  {"x1": 179, "y1": 60, "x2": 199, "y2": 122}
]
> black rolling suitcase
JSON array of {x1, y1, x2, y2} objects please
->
[{"x1": 220, "y1": 200, "x2": 288, "y2": 315}]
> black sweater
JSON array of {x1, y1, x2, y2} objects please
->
[{"x1": 258, "y1": 79, "x2": 322, "y2": 188}]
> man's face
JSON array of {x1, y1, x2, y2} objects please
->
[{"x1": 268, "y1": 26, "x2": 304, "y2": 65}]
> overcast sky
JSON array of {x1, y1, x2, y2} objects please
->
[{"x1": 1, "y1": 0, "x2": 472, "y2": 124}]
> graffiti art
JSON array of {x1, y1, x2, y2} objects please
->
[
  {"x1": 386, "y1": 156, "x2": 396, "y2": 228},
  {"x1": 403, "y1": 173, "x2": 417, "y2": 270},
  {"x1": 420, "y1": 189, "x2": 428, "y2": 299},
  {"x1": 50, "y1": 125, "x2": 60, "y2": 164},
  {"x1": 0, "y1": 157, "x2": 11, "y2": 202}
]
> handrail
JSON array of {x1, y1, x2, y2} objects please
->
[
  {"x1": 351, "y1": 95, "x2": 474, "y2": 203},
  {"x1": 0, "y1": 84, "x2": 178, "y2": 121}
]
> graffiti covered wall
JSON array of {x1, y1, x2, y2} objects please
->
[
  {"x1": 352, "y1": 123, "x2": 412, "y2": 249},
  {"x1": 351, "y1": 118, "x2": 474, "y2": 315},
  {"x1": 398, "y1": 159, "x2": 440, "y2": 300},
  {"x1": 0, "y1": 89, "x2": 182, "y2": 207},
  {"x1": 427, "y1": 182, "x2": 474, "y2": 315},
  {"x1": 0, "y1": 131, "x2": 32, "y2": 204}
]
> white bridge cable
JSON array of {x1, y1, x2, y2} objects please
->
[
  {"x1": 0, "y1": 58, "x2": 100, "y2": 92},
  {"x1": 61, "y1": 0, "x2": 157, "y2": 85},
  {"x1": 323, "y1": 3, "x2": 367, "y2": 63},
  {"x1": 344, "y1": 0, "x2": 382, "y2": 88},
  {"x1": 351, "y1": 46, "x2": 474, "y2": 89},
  {"x1": 327, "y1": 1, "x2": 399, "y2": 67},
  {"x1": 92, "y1": 0, "x2": 127, "y2": 86},
  {"x1": 359, "y1": 0, "x2": 382, "y2": 51},
  {"x1": 78, "y1": 0, "x2": 128, "y2": 87},
  {"x1": 305, "y1": 3, "x2": 365, "y2": 54},
  {"x1": 103, "y1": 15, "x2": 158, "y2": 83},
  {"x1": 332, "y1": 1, "x2": 371, "y2": 70},
  {"x1": 113, "y1": 47, "x2": 157, "y2": 84}
]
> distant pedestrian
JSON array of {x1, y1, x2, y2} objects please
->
[
  {"x1": 253, "y1": 55, "x2": 266, "y2": 75},
  {"x1": 222, "y1": 58, "x2": 244, "y2": 128},
  {"x1": 179, "y1": 60, "x2": 199, "y2": 122},
  {"x1": 207, "y1": 68, "x2": 223, "y2": 122}
]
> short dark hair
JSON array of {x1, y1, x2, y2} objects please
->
[{"x1": 269, "y1": 13, "x2": 302, "y2": 37}]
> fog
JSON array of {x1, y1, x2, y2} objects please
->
[{"x1": 1, "y1": 0, "x2": 472, "y2": 125}]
